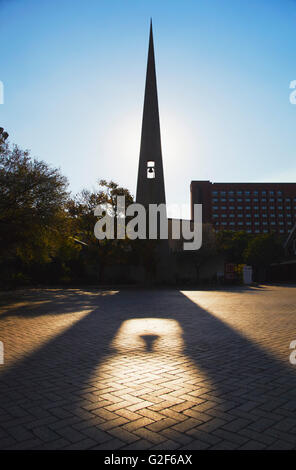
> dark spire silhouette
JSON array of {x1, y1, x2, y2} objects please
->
[{"x1": 136, "y1": 21, "x2": 166, "y2": 207}]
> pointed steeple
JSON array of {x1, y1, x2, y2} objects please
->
[{"x1": 136, "y1": 21, "x2": 166, "y2": 207}]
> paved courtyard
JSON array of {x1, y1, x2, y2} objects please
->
[{"x1": 0, "y1": 285, "x2": 296, "y2": 450}]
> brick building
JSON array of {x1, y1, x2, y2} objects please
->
[{"x1": 190, "y1": 181, "x2": 296, "y2": 234}]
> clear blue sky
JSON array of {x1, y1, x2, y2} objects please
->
[{"x1": 1, "y1": 0, "x2": 296, "y2": 218}]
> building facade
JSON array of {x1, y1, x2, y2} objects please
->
[{"x1": 191, "y1": 181, "x2": 296, "y2": 234}]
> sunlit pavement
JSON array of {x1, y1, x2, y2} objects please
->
[{"x1": 0, "y1": 286, "x2": 296, "y2": 450}]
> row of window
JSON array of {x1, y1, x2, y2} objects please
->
[
  {"x1": 214, "y1": 220, "x2": 290, "y2": 226},
  {"x1": 212, "y1": 198, "x2": 294, "y2": 203},
  {"x1": 212, "y1": 190, "x2": 286, "y2": 196},
  {"x1": 213, "y1": 206, "x2": 294, "y2": 211},
  {"x1": 214, "y1": 227, "x2": 287, "y2": 234},
  {"x1": 212, "y1": 214, "x2": 294, "y2": 219}
]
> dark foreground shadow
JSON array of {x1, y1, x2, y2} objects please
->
[{"x1": 0, "y1": 288, "x2": 296, "y2": 449}]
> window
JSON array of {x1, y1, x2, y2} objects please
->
[
  {"x1": 280, "y1": 229, "x2": 284, "y2": 233},
  {"x1": 262, "y1": 214, "x2": 267, "y2": 218},
  {"x1": 270, "y1": 206, "x2": 275, "y2": 210},
  {"x1": 279, "y1": 221, "x2": 284, "y2": 225},
  {"x1": 238, "y1": 214, "x2": 243, "y2": 218},
  {"x1": 287, "y1": 214, "x2": 291, "y2": 217},
  {"x1": 229, "y1": 214, "x2": 235, "y2": 218},
  {"x1": 212, "y1": 191, "x2": 218, "y2": 196},
  {"x1": 246, "y1": 206, "x2": 251, "y2": 210},
  {"x1": 237, "y1": 206, "x2": 243, "y2": 210},
  {"x1": 278, "y1": 214, "x2": 283, "y2": 218},
  {"x1": 278, "y1": 206, "x2": 283, "y2": 210},
  {"x1": 221, "y1": 198, "x2": 227, "y2": 202},
  {"x1": 253, "y1": 198, "x2": 259, "y2": 203},
  {"x1": 228, "y1": 191, "x2": 234, "y2": 196},
  {"x1": 246, "y1": 214, "x2": 251, "y2": 218},
  {"x1": 286, "y1": 206, "x2": 291, "y2": 210},
  {"x1": 147, "y1": 161, "x2": 155, "y2": 178},
  {"x1": 222, "y1": 214, "x2": 227, "y2": 218},
  {"x1": 238, "y1": 222, "x2": 243, "y2": 225},
  {"x1": 213, "y1": 206, "x2": 218, "y2": 210},
  {"x1": 245, "y1": 191, "x2": 250, "y2": 195},
  {"x1": 271, "y1": 221, "x2": 276, "y2": 225},
  {"x1": 286, "y1": 198, "x2": 291, "y2": 202},
  {"x1": 270, "y1": 214, "x2": 275, "y2": 217},
  {"x1": 213, "y1": 214, "x2": 218, "y2": 218},
  {"x1": 262, "y1": 221, "x2": 268, "y2": 225},
  {"x1": 269, "y1": 191, "x2": 274, "y2": 195},
  {"x1": 262, "y1": 191, "x2": 266, "y2": 195},
  {"x1": 254, "y1": 206, "x2": 259, "y2": 210},
  {"x1": 262, "y1": 198, "x2": 267, "y2": 203},
  {"x1": 263, "y1": 229, "x2": 268, "y2": 233},
  {"x1": 269, "y1": 198, "x2": 274, "y2": 202},
  {"x1": 254, "y1": 214, "x2": 259, "y2": 218},
  {"x1": 229, "y1": 206, "x2": 235, "y2": 210},
  {"x1": 220, "y1": 191, "x2": 226, "y2": 196},
  {"x1": 277, "y1": 191, "x2": 282, "y2": 195},
  {"x1": 246, "y1": 222, "x2": 251, "y2": 226},
  {"x1": 278, "y1": 198, "x2": 283, "y2": 203},
  {"x1": 253, "y1": 191, "x2": 258, "y2": 195},
  {"x1": 221, "y1": 206, "x2": 227, "y2": 210},
  {"x1": 212, "y1": 198, "x2": 218, "y2": 203},
  {"x1": 245, "y1": 198, "x2": 251, "y2": 202},
  {"x1": 229, "y1": 222, "x2": 235, "y2": 226},
  {"x1": 262, "y1": 206, "x2": 267, "y2": 210},
  {"x1": 222, "y1": 222, "x2": 227, "y2": 225},
  {"x1": 255, "y1": 222, "x2": 259, "y2": 225},
  {"x1": 237, "y1": 198, "x2": 243, "y2": 202},
  {"x1": 237, "y1": 191, "x2": 242, "y2": 195}
]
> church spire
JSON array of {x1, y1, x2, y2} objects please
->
[{"x1": 136, "y1": 21, "x2": 166, "y2": 208}]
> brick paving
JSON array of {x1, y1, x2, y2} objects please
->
[{"x1": 0, "y1": 285, "x2": 296, "y2": 450}]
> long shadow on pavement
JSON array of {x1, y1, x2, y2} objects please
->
[{"x1": 0, "y1": 288, "x2": 296, "y2": 450}]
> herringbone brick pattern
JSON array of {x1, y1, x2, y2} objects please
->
[{"x1": 0, "y1": 286, "x2": 296, "y2": 449}]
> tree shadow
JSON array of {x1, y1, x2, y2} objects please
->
[
  {"x1": 0, "y1": 288, "x2": 117, "y2": 319},
  {"x1": 0, "y1": 288, "x2": 296, "y2": 449}
]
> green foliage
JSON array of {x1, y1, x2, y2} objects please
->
[
  {"x1": 176, "y1": 224, "x2": 217, "y2": 281},
  {"x1": 243, "y1": 233, "x2": 284, "y2": 268},
  {"x1": 216, "y1": 230, "x2": 284, "y2": 276},
  {"x1": 216, "y1": 230, "x2": 251, "y2": 263},
  {"x1": 67, "y1": 180, "x2": 135, "y2": 281},
  {"x1": 0, "y1": 141, "x2": 72, "y2": 283},
  {"x1": 67, "y1": 179, "x2": 134, "y2": 245}
]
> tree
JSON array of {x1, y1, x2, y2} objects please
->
[
  {"x1": 0, "y1": 141, "x2": 70, "y2": 282},
  {"x1": 216, "y1": 230, "x2": 251, "y2": 264},
  {"x1": 67, "y1": 179, "x2": 133, "y2": 244},
  {"x1": 176, "y1": 223, "x2": 217, "y2": 282},
  {"x1": 243, "y1": 233, "x2": 284, "y2": 269},
  {"x1": 67, "y1": 180, "x2": 134, "y2": 282}
]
